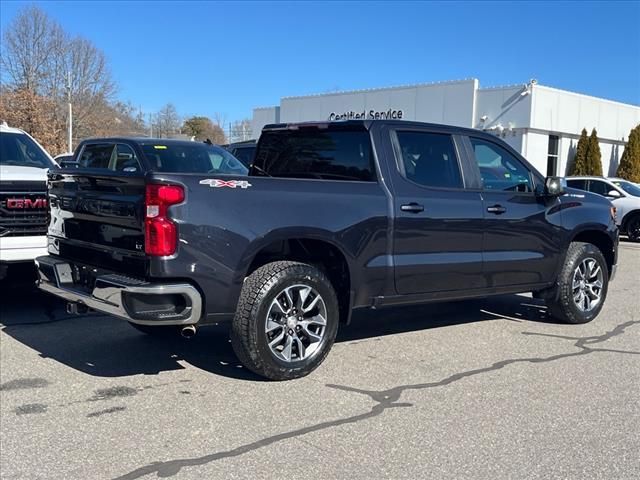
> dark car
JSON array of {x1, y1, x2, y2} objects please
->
[
  {"x1": 36, "y1": 121, "x2": 618, "y2": 380},
  {"x1": 225, "y1": 140, "x2": 256, "y2": 167}
]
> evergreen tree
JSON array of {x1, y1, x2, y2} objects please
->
[
  {"x1": 617, "y1": 125, "x2": 640, "y2": 183},
  {"x1": 570, "y1": 128, "x2": 589, "y2": 175},
  {"x1": 585, "y1": 128, "x2": 603, "y2": 176}
]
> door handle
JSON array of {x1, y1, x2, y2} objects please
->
[
  {"x1": 487, "y1": 204, "x2": 507, "y2": 215},
  {"x1": 401, "y1": 202, "x2": 424, "y2": 213}
]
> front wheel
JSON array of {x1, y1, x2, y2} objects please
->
[
  {"x1": 546, "y1": 242, "x2": 609, "y2": 324},
  {"x1": 231, "y1": 261, "x2": 339, "y2": 380}
]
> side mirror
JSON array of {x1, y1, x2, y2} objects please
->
[
  {"x1": 544, "y1": 176, "x2": 566, "y2": 196},
  {"x1": 607, "y1": 190, "x2": 622, "y2": 198}
]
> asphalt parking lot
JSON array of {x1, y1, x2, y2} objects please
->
[{"x1": 1, "y1": 242, "x2": 639, "y2": 480}]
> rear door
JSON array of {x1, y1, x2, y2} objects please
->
[
  {"x1": 47, "y1": 141, "x2": 148, "y2": 276},
  {"x1": 381, "y1": 125, "x2": 485, "y2": 295},
  {"x1": 465, "y1": 136, "x2": 562, "y2": 287},
  {"x1": 586, "y1": 179, "x2": 623, "y2": 200}
]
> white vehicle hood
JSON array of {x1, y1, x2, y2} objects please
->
[{"x1": 0, "y1": 165, "x2": 48, "y2": 182}]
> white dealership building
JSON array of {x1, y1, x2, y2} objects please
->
[{"x1": 251, "y1": 78, "x2": 640, "y2": 177}]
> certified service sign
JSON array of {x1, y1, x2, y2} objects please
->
[{"x1": 329, "y1": 109, "x2": 404, "y2": 121}]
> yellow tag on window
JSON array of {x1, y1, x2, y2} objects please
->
[{"x1": 154, "y1": 145, "x2": 167, "y2": 150}]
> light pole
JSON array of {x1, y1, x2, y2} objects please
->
[{"x1": 66, "y1": 71, "x2": 73, "y2": 153}]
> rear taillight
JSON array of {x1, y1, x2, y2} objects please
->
[{"x1": 145, "y1": 184, "x2": 184, "y2": 256}]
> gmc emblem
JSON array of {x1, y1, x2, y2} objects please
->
[{"x1": 6, "y1": 198, "x2": 48, "y2": 209}]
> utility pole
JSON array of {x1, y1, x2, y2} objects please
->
[{"x1": 67, "y1": 71, "x2": 73, "y2": 153}]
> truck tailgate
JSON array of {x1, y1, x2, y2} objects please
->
[{"x1": 47, "y1": 170, "x2": 147, "y2": 276}]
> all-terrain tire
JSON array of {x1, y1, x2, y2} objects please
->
[
  {"x1": 231, "y1": 261, "x2": 339, "y2": 380},
  {"x1": 546, "y1": 242, "x2": 609, "y2": 324}
]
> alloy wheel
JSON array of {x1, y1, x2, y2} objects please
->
[
  {"x1": 572, "y1": 257, "x2": 604, "y2": 312},
  {"x1": 265, "y1": 284, "x2": 328, "y2": 362}
]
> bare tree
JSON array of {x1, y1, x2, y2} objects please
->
[
  {"x1": 151, "y1": 103, "x2": 181, "y2": 138},
  {"x1": 0, "y1": 5, "x2": 65, "y2": 92},
  {"x1": 230, "y1": 118, "x2": 252, "y2": 142},
  {"x1": 63, "y1": 37, "x2": 117, "y2": 138},
  {"x1": 1, "y1": 5, "x2": 119, "y2": 145},
  {"x1": 213, "y1": 112, "x2": 228, "y2": 132}
]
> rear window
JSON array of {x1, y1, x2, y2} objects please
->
[
  {"x1": 252, "y1": 129, "x2": 376, "y2": 181},
  {"x1": 78, "y1": 143, "x2": 143, "y2": 172},
  {"x1": 567, "y1": 179, "x2": 587, "y2": 190},
  {"x1": 141, "y1": 143, "x2": 247, "y2": 175},
  {"x1": 0, "y1": 132, "x2": 53, "y2": 168}
]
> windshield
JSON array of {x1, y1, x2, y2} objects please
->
[
  {"x1": 0, "y1": 132, "x2": 53, "y2": 168},
  {"x1": 611, "y1": 179, "x2": 640, "y2": 197},
  {"x1": 141, "y1": 142, "x2": 248, "y2": 175}
]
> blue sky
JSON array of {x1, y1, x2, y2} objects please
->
[{"x1": 1, "y1": 0, "x2": 639, "y2": 123}]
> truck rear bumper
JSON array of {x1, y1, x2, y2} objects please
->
[
  {"x1": 0, "y1": 236, "x2": 48, "y2": 263},
  {"x1": 35, "y1": 256, "x2": 202, "y2": 326}
]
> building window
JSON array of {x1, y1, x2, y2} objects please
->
[{"x1": 547, "y1": 135, "x2": 559, "y2": 176}]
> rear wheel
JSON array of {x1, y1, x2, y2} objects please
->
[
  {"x1": 546, "y1": 242, "x2": 609, "y2": 324},
  {"x1": 231, "y1": 261, "x2": 339, "y2": 380},
  {"x1": 626, "y1": 215, "x2": 640, "y2": 242}
]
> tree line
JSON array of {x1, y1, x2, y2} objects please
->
[
  {"x1": 569, "y1": 125, "x2": 640, "y2": 183},
  {"x1": 0, "y1": 5, "x2": 252, "y2": 155}
]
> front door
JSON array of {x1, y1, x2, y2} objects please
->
[
  {"x1": 466, "y1": 136, "x2": 562, "y2": 287},
  {"x1": 387, "y1": 128, "x2": 485, "y2": 295}
]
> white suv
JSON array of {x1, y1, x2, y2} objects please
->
[
  {"x1": 567, "y1": 176, "x2": 640, "y2": 241},
  {"x1": 0, "y1": 123, "x2": 57, "y2": 279}
]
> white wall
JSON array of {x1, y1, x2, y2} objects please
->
[
  {"x1": 531, "y1": 85, "x2": 640, "y2": 142},
  {"x1": 278, "y1": 79, "x2": 478, "y2": 127},
  {"x1": 251, "y1": 80, "x2": 640, "y2": 174},
  {"x1": 474, "y1": 85, "x2": 532, "y2": 131},
  {"x1": 523, "y1": 131, "x2": 549, "y2": 175},
  {"x1": 251, "y1": 106, "x2": 280, "y2": 140},
  {"x1": 534, "y1": 133, "x2": 625, "y2": 177}
]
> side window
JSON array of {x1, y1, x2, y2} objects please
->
[
  {"x1": 588, "y1": 180, "x2": 616, "y2": 197},
  {"x1": 567, "y1": 179, "x2": 587, "y2": 190},
  {"x1": 253, "y1": 129, "x2": 375, "y2": 181},
  {"x1": 79, "y1": 143, "x2": 115, "y2": 169},
  {"x1": 113, "y1": 144, "x2": 141, "y2": 172},
  {"x1": 395, "y1": 131, "x2": 462, "y2": 189},
  {"x1": 470, "y1": 137, "x2": 533, "y2": 193}
]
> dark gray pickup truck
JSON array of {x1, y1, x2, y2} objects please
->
[{"x1": 36, "y1": 121, "x2": 618, "y2": 380}]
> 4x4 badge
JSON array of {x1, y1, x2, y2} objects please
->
[{"x1": 199, "y1": 179, "x2": 252, "y2": 189}]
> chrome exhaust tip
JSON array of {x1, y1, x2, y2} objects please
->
[
  {"x1": 181, "y1": 325, "x2": 197, "y2": 338},
  {"x1": 66, "y1": 302, "x2": 89, "y2": 315}
]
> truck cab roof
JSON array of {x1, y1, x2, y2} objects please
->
[{"x1": 262, "y1": 119, "x2": 486, "y2": 137}]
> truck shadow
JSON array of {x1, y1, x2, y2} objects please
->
[{"x1": 0, "y1": 279, "x2": 555, "y2": 382}]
